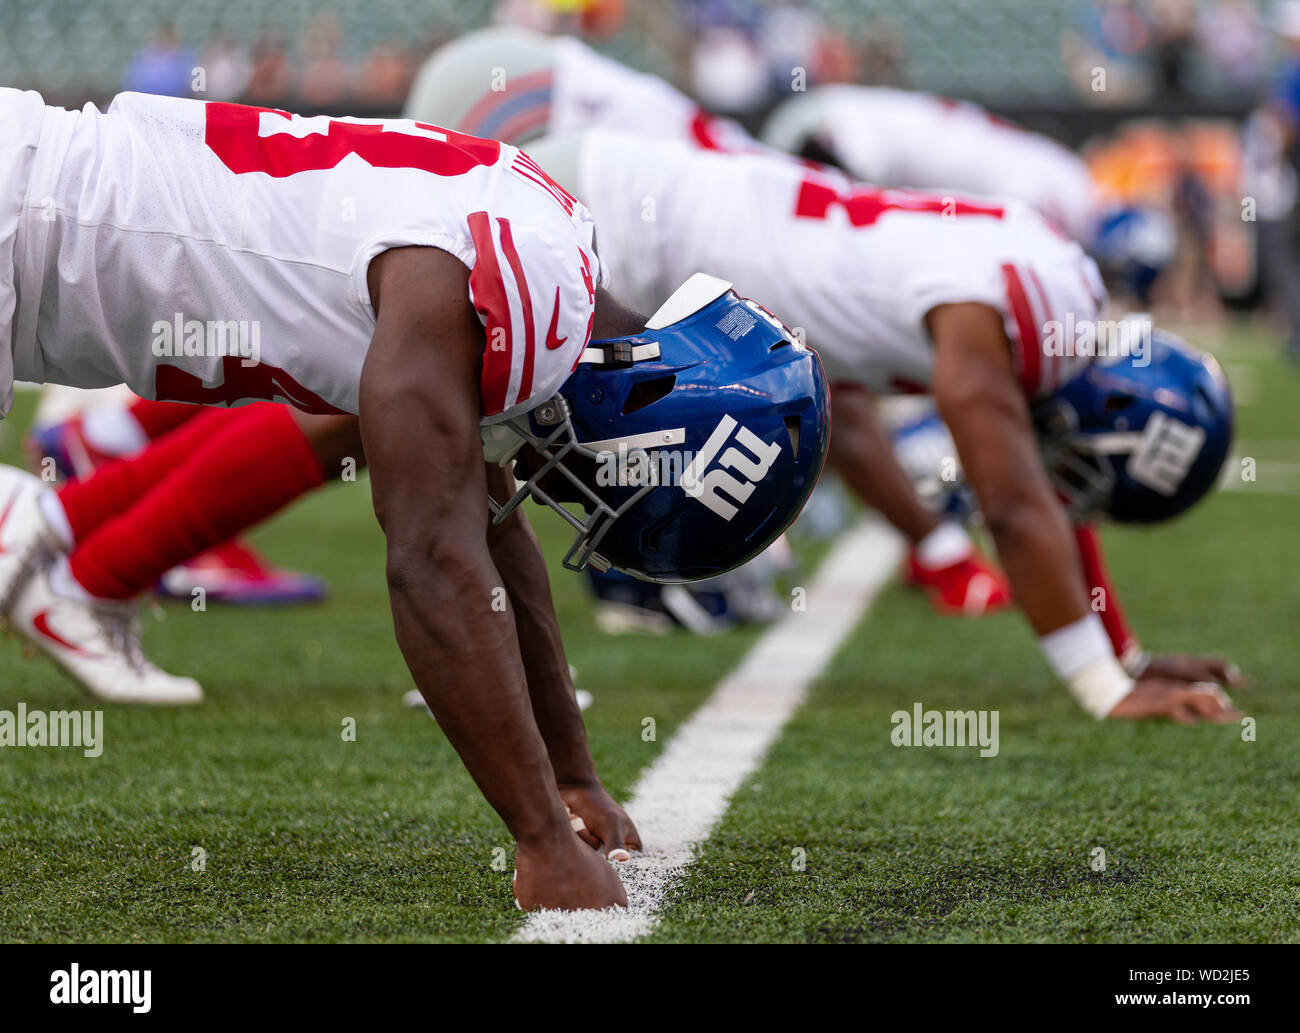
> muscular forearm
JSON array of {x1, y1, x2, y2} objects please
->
[
  {"x1": 487, "y1": 509, "x2": 597, "y2": 786},
  {"x1": 387, "y1": 544, "x2": 571, "y2": 847},
  {"x1": 983, "y1": 491, "x2": 1091, "y2": 636},
  {"x1": 930, "y1": 304, "x2": 1091, "y2": 637}
]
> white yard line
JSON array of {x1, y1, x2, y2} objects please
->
[
  {"x1": 514, "y1": 519, "x2": 904, "y2": 944},
  {"x1": 1221, "y1": 445, "x2": 1300, "y2": 496}
]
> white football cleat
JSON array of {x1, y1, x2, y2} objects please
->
[
  {"x1": 0, "y1": 465, "x2": 63, "y2": 613},
  {"x1": 8, "y1": 560, "x2": 203, "y2": 705}
]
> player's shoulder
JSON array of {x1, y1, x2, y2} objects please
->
[
  {"x1": 105, "y1": 90, "x2": 205, "y2": 124},
  {"x1": 463, "y1": 146, "x2": 600, "y2": 421}
]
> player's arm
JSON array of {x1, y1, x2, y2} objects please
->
[
  {"x1": 482, "y1": 462, "x2": 641, "y2": 860},
  {"x1": 1075, "y1": 523, "x2": 1246, "y2": 688},
  {"x1": 929, "y1": 302, "x2": 1237, "y2": 724},
  {"x1": 359, "y1": 245, "x2": 625, "y2": 910},
  {"x1": 827, "y1": 382, "x2": 944, "y2": 543}
]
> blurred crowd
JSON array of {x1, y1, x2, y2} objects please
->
[
  {"x1": 119, "y1": 2, "x2": 898, "y2": 115},
  {"x1": 1063, "y1": 0, "x2": 1275, "y2": 103},
  {"x1": 118, "y1": 2, "x2": 1300, "y2": 115},
  {"x1": 678, "y1": 0, "x2": 901, "y2": 115},
  {"x1": 122, "y1": 16, "x2": 435, "y2": 110}
]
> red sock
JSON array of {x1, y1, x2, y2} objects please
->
[
  {"x1": 127, "y1": 398, "x2": 202, "y2": 440},
  {"x1": 58, "y1": 407, "x2": 243, "y2": 543},
  {"x1": 69, "y1": 404, "x2": 325, "y2": 599}
]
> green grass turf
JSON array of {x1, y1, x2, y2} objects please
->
[
  {"x1": 0, "y1": 392, "x2": 754, "y2": 942},
  {"x1": 0, "y1": 321, "x2": 1296, "y2": 942},
  {"x1": 650, "y1": 324, "x2": 1300, "y2": 943}
]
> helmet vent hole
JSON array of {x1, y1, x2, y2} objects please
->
[
  {"x1": 784, "y1": 415, "x2": 801, "y2": 453},
  {"x1": 622, "y1": 376, "x2": 676, "y2": 415}
]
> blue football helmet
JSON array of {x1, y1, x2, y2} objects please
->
[
  {"x1": 484, "y1": 274, "x2": 830, "y2": 582},
  {"x1": 1033, "y1": 324, "x2": 1233, "y2": 524},
  {"x1": 1091, "y1": 205, "x2": 1176, "y2": 307},
  {"x1": 887, "y1": 403, "x2": 977, "y2": 526}
]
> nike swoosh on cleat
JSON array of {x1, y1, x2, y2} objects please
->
[
  {"x1": 545, "y1": 288, "x2": 567, "y2": 350},
  {"x1": 31, "y1": 609, "x2": 100, "y2": 658}
]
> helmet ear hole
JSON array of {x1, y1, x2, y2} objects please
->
[
  {"x1": 1104, "y1": 394, "x2": 1136, "y2": 412},
  {"x1": 784, "y1": 415, "x2": 801, "y2": 453},
  {"x1": 621, "y1": 375, "x2": 677, "y2": 414}
]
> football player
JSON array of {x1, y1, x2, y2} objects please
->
[
  {"x1": 408, "y1": 28, "x2": 1012, "y2": 618},
  {"x1": 762, "y1": 85, "x2": 1176, "y2": 307},
  {"x1": 0, "y1": 88, "x2": 829, "y2": 911},
  {"x1": 526, "y1": 129, "x2": 1244, "y2": 725}
]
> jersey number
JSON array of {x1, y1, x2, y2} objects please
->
[
  {"x1": 793, "y1": 178, "x2": 1004, "y2": 226},
  {"x1": 155, "y1": 357, "x2": 346, "y2": 414},
  {"x1": 178, "y1": 103, "x2": 500, "y2": 413},
  {"x1": 203, "y1": 102, "x2": 501, "y2": 178}
]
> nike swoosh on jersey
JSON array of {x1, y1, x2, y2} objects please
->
[{"x1": 545, "y1": 288, "x2": 568, "y2": 350}]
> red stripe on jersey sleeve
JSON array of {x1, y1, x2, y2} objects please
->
[
  {"x1": 1002, "y1": 262, "x2": 1042, "y2": 397},
  {"x1": 468, "y1": 211, "x2": 513, "y2": 416},
  {"x1": 1026, "y1": 267, "x2": 1057, "y2": 392},
  {"x1": 495, "y1": 218, "x2": 536, "y2": 404},
  {"x1": 690, "y1": 109, "x2": 726, "y2": 150}
]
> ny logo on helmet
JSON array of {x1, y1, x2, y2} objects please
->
[
  {"x1": 1127, "y1": 411, "x2": 1205, "y2": 496},
  {"x1": 680, "y1": 415, "x2": 782, "y2": 520}
]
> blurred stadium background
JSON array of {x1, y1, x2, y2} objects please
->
[
  {"x1": 0, "y1": 0, "x2": 1284, "y2": 109},
  {"x1": 0, "y1": 0, "x2": 1283, "y2": 107}
]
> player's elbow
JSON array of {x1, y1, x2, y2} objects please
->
[
  {"x1": 981, "y1": 482, "x2": 1063, "y2": 556},
  {"x1": 982, "y1": 499, "x2": 1039, "y2": 552}
]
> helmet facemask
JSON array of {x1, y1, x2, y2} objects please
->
[
  {"x1": 1038, "y1": 434, "x2": 1117, "y2": 522},
  {"x1": 486, "y1": 395, "x2": 657, "y2": 576}
]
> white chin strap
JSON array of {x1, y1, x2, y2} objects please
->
[{"x1": 578, "y1": 341, "x2": 661, "y2": 365}]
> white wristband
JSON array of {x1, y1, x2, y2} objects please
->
[
  {"x1": 1041, "y1": 614, "x2": 1135, "y2": 718},
  {"x1": 1065, "y1": 655, "x2": 1135, "y2": 719}
]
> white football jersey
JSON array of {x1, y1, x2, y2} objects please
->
[
  {"x1": 4, "y1": 90, "x2": 601, "y2": 421},
  {"x1": 763, "y1": 86, "x2": 1100, "y2": 245},
  {"x1": 563, "y1": 130, "x2": 1105, "y2": 400}
]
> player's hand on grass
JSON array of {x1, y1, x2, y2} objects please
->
[
  {"x1": 1140, "y1": 653, "x2": 1247, "y2": 689},
  {"x1": 1108, "y1": 678, "x2": 1241, "y2": 725},
  {"x1": 558, "y1": 779, "x2": 642, "y2": 862},
  {"x1": 513, "y1": 834, "x2": 628, "y2": 912}
]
